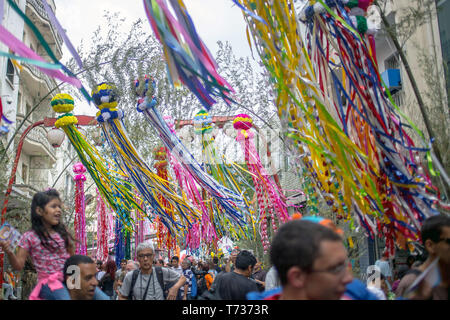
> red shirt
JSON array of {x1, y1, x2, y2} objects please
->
[{"x1": 264, "y1": 293, "x2": 281, "y2": 300}]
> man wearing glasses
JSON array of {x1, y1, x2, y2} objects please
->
[
  {"x1": 118, "y1": 242, "x2": 186, "y2": 300},
  {"x1": 263, "y1": 220, "x2": 353, "y2": 300},
  {"x1": 395, "y1": 213, "x2": 450, "y2": 299}
]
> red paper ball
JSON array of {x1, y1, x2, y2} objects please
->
[{"x1": 233, "y1": 114, "x2": 253, "y2": 130}]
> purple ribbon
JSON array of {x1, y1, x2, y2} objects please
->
[{"x1": 41, "y1": 0, "x2": 83, "y2": 70}]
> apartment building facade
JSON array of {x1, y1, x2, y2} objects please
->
[{"x1": 0, "y1": 0, "x2": 76, "y2": 214}]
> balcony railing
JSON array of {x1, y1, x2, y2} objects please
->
[
  {"x1": 16, "y1": 114, "x2": 56, "y2": 160},
  {"x1": 26, "y1": 0, "x2": 63, "y2": 46},
  {"x1": 22, "y1": 63, "x2": 58, "y2": 92}
]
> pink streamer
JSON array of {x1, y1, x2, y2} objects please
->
[
  {"x1": 0, "y1": 25, "x2": 81, "y2": 88},
  {"x1": 164, "y1": 117, "x2": 216, "y2": 248},
  {"x1": 74, "y1": 163, "x2": 87, "y2": 255},
  {"x1": 236, "y1": 127, "x2": 289, "y2": 252},
  {"x1": 96, "y1": 189, "x2": 109, "y2": 262}
]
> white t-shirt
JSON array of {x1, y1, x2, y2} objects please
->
[
  {"x1": 119, "y1": 267, "x2": 181, "y2": 300},
  {"x1": 265, "y1": 266, "x2": 280, "y2": 291},
  {"x1": 171, "y1": 265, "x2": 183, "y2": 275}
]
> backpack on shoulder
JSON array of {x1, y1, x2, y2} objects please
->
[
  {"x1": 127, "y1": 267, "x2": 182, "y2": 300},
  {"x1": 198, "y1": 272, "x2": 223, "y2": 300},
  {"x1": 189, "y1": 272, "x2": 198, "y2": 299},
  {"x1": 155, "y1": 266, "x2": 182, "y2": 300},
  {"x1": 196, "y1": 274, "x2": 208, "y2": 296}
]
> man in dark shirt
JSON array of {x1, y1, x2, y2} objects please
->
[
  {"x1": 218, "y1": 250, "x2": 258, "y2": 300},
  {"x1": 251, "y1": 260, "x2": 267, "y2": 292}
]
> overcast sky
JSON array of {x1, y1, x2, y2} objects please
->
[
  {"x1": 53, "y1": 0, "x2": 257, "y2": 114},
  {"x1": 55, "y1": 0, "x2": 253, "y2": 63}
]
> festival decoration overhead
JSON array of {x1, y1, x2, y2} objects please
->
[
  {"x1": 233, "y1": 114, "x2": 289, "y2": 252},
  {"x1": 50, "y1": 93, "x2": 142, "y2": 231},
  {"x1": 133, "y1": 76, "x2": 249, "y2": 237},
  {"x1": 142, "y1": 0, "x2": 235, "y2": 110},
  {"x1": 133, "y1": 199, "x2": 146, "y2": 259},
  {"x1": 92, "y1": 82, "x2": 201, "y2": 237},
  {"x1": 152, "y1": 145, "x2": 178, "y2": 255},
  {"x1": 95, "y1": 189, "x2": 109, "y2": 262},
  {"x1": 193, "y1": 109, "x2": 256, "y2": 242},
  {"x1": 0, "y1": 0, "x2": 91, "y2": 101},
  {"x1": 233, "y1": 0, "x2": 441, "y2": 255},
  {"x1": 164, "y1": 116, "x2": 216, "y2": 252},
  {"x1": 73, "y1": 162, "x2": 87, "y2": 255}
]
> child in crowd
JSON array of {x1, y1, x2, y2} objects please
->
[{"x1": 0, "y1": 189, "x2": 107, "y2": 300}]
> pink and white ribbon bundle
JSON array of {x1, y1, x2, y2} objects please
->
[
  {"x1": 96, "y1": 189, "x2": 109, "y2": 262},
  {"x1": 233, "y1": 114, "x2": 289, "y2": 252},
  {"x1": 164, "y1": 116, "x2": 216, "y2": 249},
  {"x1": 73, "y1": 162, "x2": 87, "y2": 255},
  {"x1": 134, "y1": 200, "x2": 145, "y2": 258}
]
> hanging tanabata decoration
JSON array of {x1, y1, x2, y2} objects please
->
[
  {"x1": 133, "y1": 77, "x2": 249, "y2": 238},
  {"x1": 0, "y1": 97, "x2": 13, "y2": 136},
  {"x1": 50, "y1": 93, "x2": 142, "y2": 232},
  {"x1": 163, "y1": 115, "x2": 216, "y2": 252},
  {"x1": 299, "y1": 0, "x2": 443, "y2": 254},
  {"x1": 115, "y1": 217, "x2": 125, "y2": 266},
  {"x1": 152, "y1": 146, "x2": 179, "y2": 256},
  {"x1": 233, "y1": 114, "x2": 289, "y2": 252},
  {"x1": 234, "y1": 0, "x2": 442, "y2": 255},
  {"x1": 73, "y1": 162, "x2": 87, "y2": 255},
  {"x1": 92, "y1": 82, "x2": 201, "y2": 238},
  {"x1": 142, "y1": 0, "x2": 235, "y2": 110},
  {"x1": 133, "y1": 196, "x2": 145, "y2": 259},
  {"x1": 96, "y1": 189, "x2": 109, "y2": 262},
  {"x1": 193, "y1": 109, "x2": 256, "y2": 245}
]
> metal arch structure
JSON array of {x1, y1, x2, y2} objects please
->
[{"x1": 0, "y1": 115, "x2": 96, "y2": 298}]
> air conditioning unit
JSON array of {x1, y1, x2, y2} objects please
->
[{"x1": 381, "y1": 69, "x2": 401, "y2": 93}]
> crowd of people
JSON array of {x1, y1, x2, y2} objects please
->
[{"x1": 0, "y1": 189, "x2": 449, "y2": 301}]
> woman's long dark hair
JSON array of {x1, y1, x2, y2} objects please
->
[
  {"x1": 31, "y1": 189, "x2": 74, "y2": 252},
  {"x1": 105, "y1": 260, "x2": 117, "y2": 281}
]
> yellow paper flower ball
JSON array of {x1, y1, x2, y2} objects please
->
[
  {"x1": 51, "y1": 93, "x2": 75, "y2": 113},
  {"x1": 55, "y1": 115, "x2": 78, "y2": 128}
]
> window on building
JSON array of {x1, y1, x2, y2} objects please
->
[
  {"x1": 437, "y1": 0, "x2": 450, "y2": 107},
  {"x1": 385, "y1": 53, "x2": 400, "y2": 70},
  {"x1": 17, "y1": 91, "x2": 22, "y2": 113},
  {"x1": 392, "y1": 90, "x2": 405, "y2": 107},
  {"x1": 22, "y1": 163, "x2": 28, "y2": 184},
  {"x1": 25, "y1": 103, "x2": 32, "y2": 116},
  {"x1": 6, "y1": 59, "x2": 15, "y2": 86}
]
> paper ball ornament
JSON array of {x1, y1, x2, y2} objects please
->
[
  {"x1": 51, "y1": 93, "x2": 75, "y2": 113},
  {"x1": 233, "y1": 114, "x2": 253, "y2": 130},
  {"x1": 134, "y1": 75, "x2": 156, "y2": 98},
  {"x1": 46, "y1": 127, "x2": 65, "y2": 148},
  {"x1": 193, "y1": 110, "x2": 212, "y2": 135},
  {"x1": 73, "y1": 162, "x2": 86, "y2": 174},
  {"x1": 91, "y1": 82, "x2": 119, "y2": 109}
]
